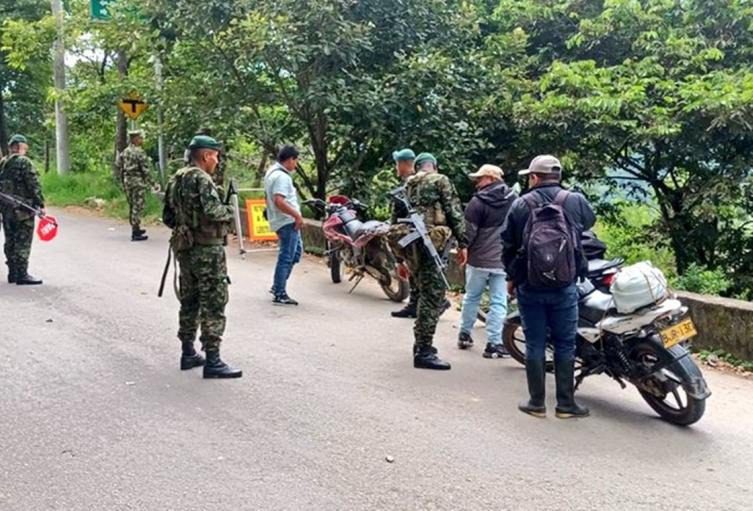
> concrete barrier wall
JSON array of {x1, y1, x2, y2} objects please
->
[
  {"x1": 241, "y1": 214, "x2": 753, "y2": 361},
  {"x1": 676, "y1": 291, "x2": 753, "y2": 361}
]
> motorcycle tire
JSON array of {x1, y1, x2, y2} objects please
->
[
  {"x1": 502, "y1": 320, "x2": 556, "y2": 371},
  {"x1": 631, "y1": 340, "x2": 707, "y2": 426},
  {"x1": 330, "y1": 249, "x2": 342, "y2": 284},
  {"x1": 380, "y1": 271, "x2": 410, "y2": 302}
]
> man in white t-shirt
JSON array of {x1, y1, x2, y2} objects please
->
[{"x1": 264, "y1": 145, "x2": 304, "y2": 305}]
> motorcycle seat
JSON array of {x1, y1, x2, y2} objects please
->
[
  {"x1": 580, "y1": 289, "x2": 616, "y2": 324},
  {"x1": 353, "y1": 220, "x2": 386, "y2": 238},
  {"x1": 588, "y1": 258, "x2": 624, "y2": 276}
]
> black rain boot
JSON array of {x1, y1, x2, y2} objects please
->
[
  {"x1": 413, "y1": 345, "x2": 451, "y2": 370},
  {"x1": 391, "y1": 302, "x2": 417, "y2": 318},
  {"x1": 519, "y1": 357, "x2": 547, "y2": 418},
  {"x1": 203, "y1": 350, "x2": 243, "y2": 379},
  {"x1": 180, "y1": 341, "x2": 205, "y2": 370},
  {"x1": 555, "y1": 356, "x2": 590, "y2": 419},
  {"x1": 131, "y1": 227, "x2": 148, "y2": 241}
]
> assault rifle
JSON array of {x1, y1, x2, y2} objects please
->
[
  {"x1": 388, "y1": 188, "x2": 451, "y2": 289},
  {"x1": 0, "y1": 191, "x2": 56, "y2": 225}
]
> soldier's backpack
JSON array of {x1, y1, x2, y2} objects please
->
[{"x1": 521, "y1": 189, "x2": 579, "y2": 289}]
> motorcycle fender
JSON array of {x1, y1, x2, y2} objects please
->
[
  {"x1": 640, "y1": 336, "x2": 712, "y2": 400},
  {"x1": 505, "y1": 311, "x2": 521, "y2": 325}
]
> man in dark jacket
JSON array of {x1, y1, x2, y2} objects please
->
[
  {"x1": 501, "y1": 155, "x2": 595, "y2": 419},
  {"x1": 456, "y1": 165, "x2": 517, "y2": 358}
]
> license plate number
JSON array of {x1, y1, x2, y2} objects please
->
[{"x1": 660, "y1": 318, "x2": 698, "y2": 348}]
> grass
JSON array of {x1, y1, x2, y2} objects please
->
[{"x1": 41, "y1": 170, "x2": 163, "y2": 224}]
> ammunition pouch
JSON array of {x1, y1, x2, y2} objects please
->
[{"x1": 170, "y1": 224, "x2": 194, "y2": 252}]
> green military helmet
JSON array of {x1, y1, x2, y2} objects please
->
[
  {"x1": 9, "y1": 134, "x2": 28, "y2": 145},
  {"x1": 392, "y1": 148, "x2": 416, "y2": 162},
  {"x1": 188, "y1": 135, "x2": 222, "y2": 151},
  {"x1": 414, "y1": 152, "x2": 437, "y2": 168}
]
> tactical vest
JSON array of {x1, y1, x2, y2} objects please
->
[
  {"x1": 168, "y1": 167, "x2": 229, "y2": 249},
  {"x1": 406, "y1": 172, "x2": 448, "y2": 227}
]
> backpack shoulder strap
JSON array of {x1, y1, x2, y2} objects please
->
[
  {"x1": 552, "y1": 189, "x2": 571, "y2": 207},
  {"x1": 521, "y1": 191, "x2": 538, "y2": 209}
]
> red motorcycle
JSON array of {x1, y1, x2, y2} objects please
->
[{"x1": 304, "y1": 196, "x2": 409, "y2": 302}]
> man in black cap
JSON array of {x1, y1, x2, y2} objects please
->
[
  {"x1": 0, "y1": 134, "x2": 44, "y2": 285},
  {"x1": 502, "y1": 154, "x2": 594, "y2": 418}
]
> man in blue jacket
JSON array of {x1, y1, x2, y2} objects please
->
[{"x1": 502, "y1": 155, "x2": 595, "y2": 419}]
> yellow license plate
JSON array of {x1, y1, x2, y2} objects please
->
[{"x1": 660, "y1": 318, "x2": 698, "y2": 348}]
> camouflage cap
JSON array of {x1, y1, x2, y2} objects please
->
[
  {"x1": 519, "y1": 155, "x2": 561, "y2": 176},
  {"x1": 392, "y1": 148, "x2": 416, "y2": 162},
  {"x1": 414, "y1": 152, "x2": 437, "y2": 168},
  {"x1": 9, "y1": 134, "x2": 28, "y2": 145},
  {"x1": 188, "y1": 135, "x2": 222, "y2": 151}
]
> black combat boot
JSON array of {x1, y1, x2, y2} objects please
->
[
  {"x1": 15, "y1": 270, "x2": 43, "y2": 286},
  {"x1": 554, "y1": 356, "x2": 590, "y2": 419},
  {"x1": 413, "y1": 345, "x2": 451, "y2": 370},
  {"x1": 518, "y1": 357, "x2": 547, "y2": 418},
  {"x1": 180, "y1": 341, "x2": 205, "y2": 370},
  {"x1": 391, "y1": 302, "x2": 417, "y2": 318},
  {"x1": 131, "y1": 226, "x2": 148, "y2": 241},
  {"x1": 203, "y1": 350, "x2": 243, "y2": 379},
  {"x1": 6, "y1": 264, "x2": 17, "y2": 284}
]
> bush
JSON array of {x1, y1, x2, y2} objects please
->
[
  {"x1": 41, "y1": 169, "x2": 163, "y2": 223},
  {"x1": 673, "y1": 263, "x2": 732, "y2": 296}
]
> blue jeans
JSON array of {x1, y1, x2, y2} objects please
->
[
  {"x1": 459, "y1": 266, "x2": 507, "y2": 345},
  {"x1": 272, "y1": 223, "x2": 303, "y2": 297},
  {"x1": 517, "y1": 284, "x2": 578, "y2": 361}
]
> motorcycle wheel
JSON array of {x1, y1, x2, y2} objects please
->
[
  {"x1": 329, "y1": 248, "x2": 342, "y2": 284},
  {"x1": 380, "y1": 271, "x2": 410, "y2": 302},
  {"x1": 502, "y1": 320, "x2": 555, "y2": 371},
  {"x1": 631, "y1": 341, "x2": 707, "y2": 426}
]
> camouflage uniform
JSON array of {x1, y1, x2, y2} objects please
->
[
  {"x1": 163, "y1": 165, "x2": 233, "y2": 352},
  {"x1": 390, "y1": 181, "x2": 421, "y2": 311},
  {"x1": 120, "y1": 144, "x2": 153, "y2": 229},
  {"x1": 405, "y1": 171, "x2": 467, "y2": 348},
  {"x1": 0, "y1": 153, "x2": 44, "y2": 278}
]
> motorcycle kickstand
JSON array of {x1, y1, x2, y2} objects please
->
[{"x1": 348, "y1": 274, "x2": 365, "y2": 294}]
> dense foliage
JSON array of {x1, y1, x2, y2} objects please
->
[{"x1": 2, "y1": 0, "x2": 752, "y2": 297}]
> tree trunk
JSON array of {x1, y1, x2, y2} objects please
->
[
  {"x1": 113, "y1": 49, "x2": 128, "y2": 181},
  {"x1": 0, "y1": 90, "x2": 8, "y2": 157}
]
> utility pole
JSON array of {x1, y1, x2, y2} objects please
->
[
  {"x1": 154, "y1": 53, "x2": 167, "y2": 186},
  {"x1": 50, "y1": 0, "x2": 70, "y2": 175}
]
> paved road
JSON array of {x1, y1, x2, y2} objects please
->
[{"x1": 1, "y1": 209, "x2": 752, "y2": 511}]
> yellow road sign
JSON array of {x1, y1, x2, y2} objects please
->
[
  {"x1": 118, "y1": 94, "x2": 148, "y2": 120},
  {"x1": 245, "y1": 199, "x2": 278, "y2": 241}
]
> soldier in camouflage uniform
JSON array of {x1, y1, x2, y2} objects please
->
[
  {"x1": 405, "y1": 152, "x2": 467, "y2": 370},
  {"x1": 390, "y1": 148, "x2": 452, "y2": 319},
  {"x1": 120, "y1": 130, "x2": 153, "y2": 241},
  {"x1": 163, "y1": 135, "x2": 242, "y2": 379},
  {"x1": 0, "y1": 134, "x2": 44, "y2": 285}
]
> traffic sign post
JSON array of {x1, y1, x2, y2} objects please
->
[{"x1": 118, "y1": 93, "x2": 148, "y2": 120}]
